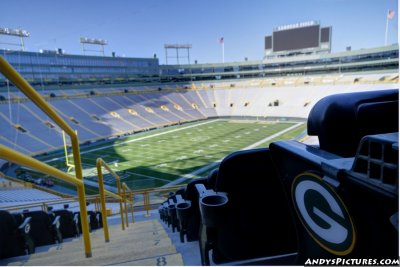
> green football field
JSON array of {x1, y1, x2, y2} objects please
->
[{"x1": 23, "y1": 119, "x2": 306, "y2": 193}]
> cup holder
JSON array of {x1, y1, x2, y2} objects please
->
[
  {"x1": 201, "y1": 194, "x2": 228, "y2": 206},
  {"x1": 176, "y1": 202, "x2": 192, "y2": 222},
  {"x1": 168, "y1": 204, "x2": 176, "y2": 217},
  {"x1": 176, "y1": 202, "x2": 191, "y2": 210},
  {"x1": 199, "y1": 194, "x2": 228, "y2": 228}
]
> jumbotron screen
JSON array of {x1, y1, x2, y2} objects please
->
[{"x1": 273, "y1": 25, "x2": 320, "y2": 52}]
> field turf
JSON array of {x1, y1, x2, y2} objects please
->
[{"x1": 23, "y1": 119, "x2": 306, "y2": 193}]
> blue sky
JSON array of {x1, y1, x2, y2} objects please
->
[{"x1": 1, "y1": 0, "x2": 398, "y2": 64}]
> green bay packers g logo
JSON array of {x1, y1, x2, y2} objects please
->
[{"x1": 291, "y1": 172, "x2": 355, "y2": 256}]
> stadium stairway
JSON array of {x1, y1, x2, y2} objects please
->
[{"x1": 1, "y1": 219, "x2": 184, "y2": 266}]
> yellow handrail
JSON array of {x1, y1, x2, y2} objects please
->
[
  {"x1": 96, "y1": 158, "x2": 126, "y2": 231},
  {"x1": 122, "y1": 182, "x2": 135, "y2": 224},
  {"x1": 122, "y1": 185, "x2": 129, "y2": 227},
  {"x1": 95, "y1": 158, "x2": 124, "y2": 242},
  {"x1": 0, "y1": 56, "x2": 92, "y2": 258},
  {"x1": 143, "y1": 191, "x2": 151, "y2": 217}
]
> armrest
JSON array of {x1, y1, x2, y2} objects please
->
[
  {"x1": 195, "y1": 184, "x2": 207, "y2": 197},
  {"x1": 175, "y1": 194, "x2": 184, "y2": 204}
]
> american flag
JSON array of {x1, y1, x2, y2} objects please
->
[
  {"x1": 387, "y1": 10, "x2": 395, "y2": 20},
  {"x1": 219, "y1": 37, "x2": 224, "y2": 44}
]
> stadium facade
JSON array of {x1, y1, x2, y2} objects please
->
[{"x1": 0, "y1": 44, "x2": 398, "y2": 89}]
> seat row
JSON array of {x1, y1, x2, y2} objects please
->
[
  {"x1": 160, "y1": 89, "x2": 399, "y2": 265},
  {"x1": 0, "y1": 205, "x2": 103, "y2": 259}
]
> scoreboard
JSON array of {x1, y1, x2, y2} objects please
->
[{"x1": 265, "y1": 21, "x2": 331, "y2": 57}]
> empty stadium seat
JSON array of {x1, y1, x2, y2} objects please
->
[
  {"x1": 167, "y1": 198, "x2": 179, "y2": 233},
  {"x1": 159, "y1": 201, "x2": 169, "y2": 224},
  {"x1": 96, "y1": 211, "x2": 103, "y2": 228},
  {"x1": 74, "y1": 211, "x2": 92, "y2": 233},
  {"x1": 88, "y1": 210, "x2": 100, "y2": 230},
  {"x1": 0, "y1": 210, "x2": 35, "y2": 259},
  {"x1": 200, "y1": 148, "x2": 297, "y2": 264},
  {"x1": 53, "y1": 209, "x2": 80, "y2": 238},
  {"x1": 270, "y1": 89, "x2": 399, "y2": 263},
  {"x1": 182, "y1": 171, "x2": 218, "y2": 242},
  {"x1": 22, "y1": 210, "x2": 62, "y2": 246},
  {"x1": 307, "y1": 89, "x2": 399, "y2": 157},
  {"x1": 176, "y1": 199, "x2": 192, "y2": 243}
]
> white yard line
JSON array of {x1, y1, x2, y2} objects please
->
[
  {"x1": 162, "y1": 122, "x2": 304, "y2": 187},
  {"x1": 44, "y1": 119, "x2": 219, "y2": 163},
  {"x1": 125, "y1": 171, "x2": 171, "y2": 182},
  {"x1": 240, "y1": 122, "x2": 304, "y2": 150}
]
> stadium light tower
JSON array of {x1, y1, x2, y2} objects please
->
[
  {"x1": 164, "y1": 44, "x2": 192, "y2": 65},
  {"x1": 80, "y1": 37, "x2": 108, "y2": 56},
  {"x1": 0, "y1": 27, "x2": 30, "y2": 51}
]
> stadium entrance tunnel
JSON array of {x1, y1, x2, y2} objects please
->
[{"x1": 162, "y1": 89, "x2": 398, "y2": 265}]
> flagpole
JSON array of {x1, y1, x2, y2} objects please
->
[
  {"x1": 222, "y1": 42, "x2": 225, "y2": 63},
  {"x1": 385, "y1": 9, "x2": 389, "y2": 46}
]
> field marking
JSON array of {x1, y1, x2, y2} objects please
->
[
  {"x1": 125, "y1": 171, "x2": 171, "y2": 182},
  {"x1": 44, "y1": 119, "x2": 219, "y2": 163},
  {"x1": 241, "y1": 122, "x2": 303, "y2": 150},
  {"x1": 155, "y1": 163, "x2": 168, "y2": 168},
  {"x1": 47, "y1": 120, "x2": 303, "y2": 190},
  {"x1": 162, "y1": 122, "x2": 304, "y2": 187}
]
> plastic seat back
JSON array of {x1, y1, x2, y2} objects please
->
[{"x1": 307, "y1": 89, "x2": 398, "y2": 157}]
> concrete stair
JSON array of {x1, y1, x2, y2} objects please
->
[{"x1": 1, "y1": 219, "x2": 183, "y2": 266}]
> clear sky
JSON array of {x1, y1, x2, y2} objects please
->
[{"x1": 1, "y1": 0, "x2": 398, "y2": 64}]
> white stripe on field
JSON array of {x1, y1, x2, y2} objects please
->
[
  {"x1": 162, "y1": 122, "x2": 304, "y2": 187},
  {"x1": 45, "y1": 119, "x2": 220, "y2": 163}
]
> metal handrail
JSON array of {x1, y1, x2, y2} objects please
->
[
  {"x1": 96, "y1": 158, "x2": 127, "y2": 232},
  {"x1": 0, "y1": 56, "x2": 92, "y2": 257},
  {"x1": 95, "y1": 159, "x2": 123, "y2": 242},
  {"x1": 122, "y1": 182, "x2": 134, "y2": 224},
  {"x1": 126, "y1": 185, "x2": 184, "y2": 216}
]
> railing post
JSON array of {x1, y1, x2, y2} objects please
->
[
  {"x1": 144, "y1": 192, "x2": 151, "y2": 217},
  {"x1": 130, "y1": 192, "x2": 134, "y2": 224},
  {"x1": 96, "y1": 159, "x2": 110, "y2": 243},
  {"x1": 96, "y1": 159, "x2": 125, "y2": 231},
  {"x1": 122, "y1": 186, "x2": 129, "y2": 227},
  {"x1": 71, "y1": 134, "x2": 92, "y2": 258},
  {"x1": 116, "y1": 179, "x2": 125, "y2": 231}
]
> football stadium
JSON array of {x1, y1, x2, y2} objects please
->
[{"x1": 0, "y1": 2, "x2": 398, "y2": 266}]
